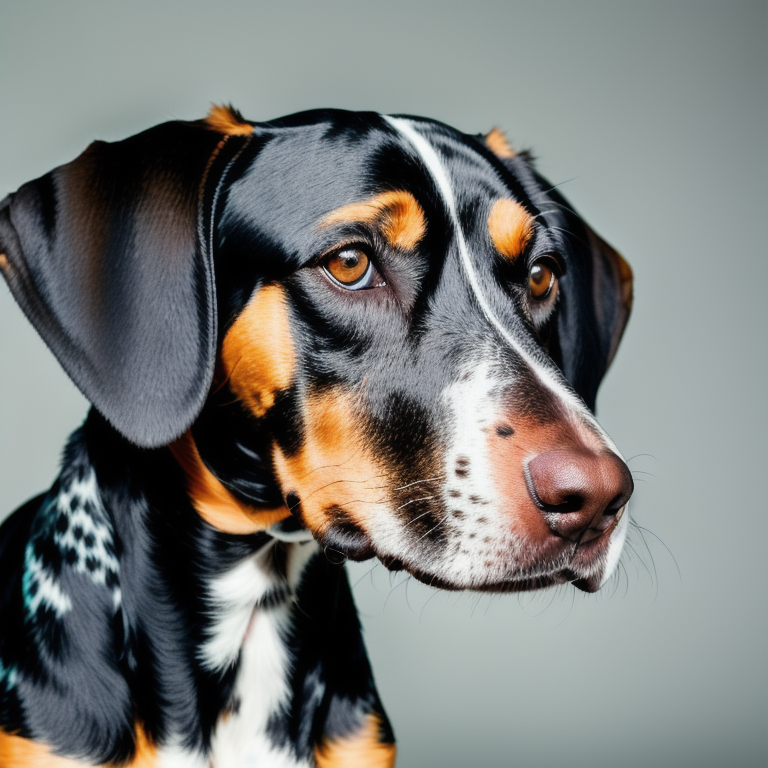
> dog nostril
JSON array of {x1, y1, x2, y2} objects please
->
[
  {"x1": 604, "y1": 493, "x2": 627, "y2": 516},
  {"x1": 526, "y1": 450, "x2": 633, "y2": 541},
  {"x1": 551, "y1": 493, "x2": 585, "y2": 513}
]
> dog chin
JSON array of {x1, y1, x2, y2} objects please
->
[
  {"x1": 389, "y1": 538, "x2": 619, "y2": 594},
  {"x1": 317, "y1": 513, "x2": 623, "y2": 594}
]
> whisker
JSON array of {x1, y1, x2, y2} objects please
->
[
  {"x1": 626, "y1": 453, "x2": 658, "y2": 464},
  {"x1": 351, "y1": 561, "x2": 380, "y2": 589},
  {"x1": 335, "y1": 497, "x2": 388, "y2": 507},
  {"x1": 549, "y1": 225, "x2": 590, "y2": 250},
  {"x1": 293, "y1": 446, "x2": 367, "y2": 482},
  {"x1": 392, "y1": 475, "x2": 445, "y2": 492},
  {"x1": 554, "y1": 585, "x2": 576, "y2": 627},
  {"x1": 633, "y1": 524, "x2": 682, "y2": 585},
  {"x1": 413, "y1": 511, "x2": 452, "y2": 544},
  {"x1": 537, "y1": 177, "x2": 578, "y2": 195},
  {"x1": 532, "y1": 208, "x2": 566, "y2": 220},
  {"x1": 419, "y1": 585, "x2": 443, "y2": 623},
  {"x1": 396, "y1": 495, "x2": 435, "y2": 512},
  {"x1": 296, "y1": 476, "x2": 387, "y2": 508},
  {"x1": 631, "y1": 524, "x2": 660, "y2": 596},
  {"x1": 401, "y1": 507, "x2": 436, "y2": 529},
  {"x1": 383, "y1": 573, "x2": 410, "y2": 611},
  {"x1": 624, "y1": 539, "x2": 655, "y2": 587},
  {"x1": 529, "y1": 195, "x2": 580, "y2": 219}
]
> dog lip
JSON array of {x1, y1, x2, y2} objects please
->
[
  {"x1": 320, "y1": 522, "x2": 375, "y2": 562},
  {"x1": 372, "y1": 533, "x2": 614, "y2": 592}
]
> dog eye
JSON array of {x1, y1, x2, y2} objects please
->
[
  {"x1": 528, "y1": 260, "x2": 558, "y2": 300},
  {"x1": 321, "y1": 248, "x2": 384, "y2": 290}
]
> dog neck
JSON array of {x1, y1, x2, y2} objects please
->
[{"x1": 0, "y1": 410, "x2": 394, "y2": 766}]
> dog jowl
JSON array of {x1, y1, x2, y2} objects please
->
[{"x1": 0, "y1": 106, "x2": 633, "y2": 766}]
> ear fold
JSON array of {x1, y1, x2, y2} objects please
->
[{"x1": 0, "y1": 119, "x2": 249, "y2": 447}]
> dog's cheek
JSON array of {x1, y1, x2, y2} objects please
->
[
  {"x1": 221, "y1": 285, "x2": 296, "y2": 419},
  {"x1": 271, "y1": 389, "x2": 385, "y2": 551}
]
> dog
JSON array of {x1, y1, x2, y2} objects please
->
[{"x1": 0, "y1": 105, "x2": 633, "y2": 767}]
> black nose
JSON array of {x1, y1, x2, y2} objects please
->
[{"x1": 526, "y1": 449, "x2": 633, "y2": 542}]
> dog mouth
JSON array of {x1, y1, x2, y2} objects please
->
[{"x1": 313, "y1": 508, "x2": 624, "y2": 594}]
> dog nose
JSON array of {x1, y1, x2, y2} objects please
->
[{"x1": 526, "y1": 450, "x2": 633, "y2": 542}]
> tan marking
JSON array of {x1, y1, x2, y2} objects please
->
[
  {"x1": 485, "y1": 127, "x2": 516, "y2": 159},
  {"x1": 204, "y1": 104, "x2": 255, "y2": 136},
  {"x1": 0, "y1": 731, "x2": 86, "y2": 767},
  {"x1": 614, "y1": 249, "x2": 634, "y2": 312},
  {"x1": 321, "y1": 191, "x2": 426, "y2": 250},
  {"x1": 272, "y1": 389, "x2": 387, "y2": 535},
  {"x1": 170, "y1": 431, "x2": 290, "y2": 534},
  {"x1": 488, "y1": 198, "x2": 534, "y2": 261},
  {"x1": 0, "y1": 253, "x2": 8, "y2": 270},
  {"x1": 222, "y1": 285, "x2": 296, "y2": 419},
  {"x1": 0, "y1": 725, "x2": 157, "y2": 767},
  {"x1": 126, "y1": 726, "x2": 157, "y2": 768},
  {"x1": 315, "y1": 715, "x2": 396, "y2": 768}
]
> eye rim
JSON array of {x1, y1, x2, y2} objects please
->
[
  {"x1": 319, "y1": 245, "x2": 386, "y2": 291},
  {"x1": 527, "y1": 256, "x2": 560, "y2": 301}
]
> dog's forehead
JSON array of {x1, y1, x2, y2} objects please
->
[{"x1": 219, "y1": 113, "x2": 523, "y2": 263}]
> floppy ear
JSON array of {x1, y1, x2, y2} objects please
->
[
  {"x1": 584, "y1": 225, "x2": 633, "y2": 372},
  {"x1": 0, "y1": 117, "x2": 252, "y2": 447},
  {"x1": 549, "y1": 193, "x2": 633, "y2": 411}
]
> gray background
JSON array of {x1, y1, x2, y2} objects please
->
[{"x1": 0, "y1": 1, "x2": 765, "y2": 766}]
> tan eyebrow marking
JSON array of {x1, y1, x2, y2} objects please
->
[
  {"x1": 488, "y1": 198, "x2": 534, "y2": 262},
  {"x1": 485, "y1": 127, "x2": 516, "y2": 159},
  {"x1": 204, "y1": 104, "x2": 255, "y2": 136},
  {"x1": 320, "y1": 190, "x2": 426, "y2": 250}
]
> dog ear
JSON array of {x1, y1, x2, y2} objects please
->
[
  {"x1": 583, "y1": 225, "x2": 633, "y2": 372},
  {"x1": 551, "y1": 205, "x2": 633, "y2": 411},
  {"x1": 0, "y1": 118, "x2": 250, "y2": 448}
]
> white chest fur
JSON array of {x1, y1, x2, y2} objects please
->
[{"x1": 159, "y1": 538, "x2": 319, "y2": 768}]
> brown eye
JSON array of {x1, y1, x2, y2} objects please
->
[
  {"x1": 321, "y1": 248, "x2": 383, "y2": 290},
  {"x1": 529, "y1": 261, "x2": 556, "y2": 299}
]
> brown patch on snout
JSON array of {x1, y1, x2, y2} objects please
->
[
  {"x1": 272, "y1": 388, "x2": 386, "y2": 554},
  {"x1": 320, "y1": 191, "x2": 426, "y2": 251},
  {"x1": 488, "y1": 198, "x2": 534, "y2": 262},
  {"x1": 315, "y1": 714, "x2": 396, "y2": 768},
  {"x1": 171, "y1": 432, "x2": 290, "y2": 534},
  {"x1": 485, "y1": 127, "x2": 516, "y2": 159},
  {"x1": 221, "y1": 285, "x2": 296, "y2": 419},
  {"x1": 204, "y1": 104, "x2": 255, "y2": 136},
  {"x1": 488, "y1": 412, "x2": 630, "y2": 550}
]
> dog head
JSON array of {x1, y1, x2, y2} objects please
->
[{"x1": 0, "y1": 106, "x2": 633, "y2": 593}]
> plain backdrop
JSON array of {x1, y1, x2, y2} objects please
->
[{"x1": 1, "y1": 2, "x2": 766, "y2": 766}]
